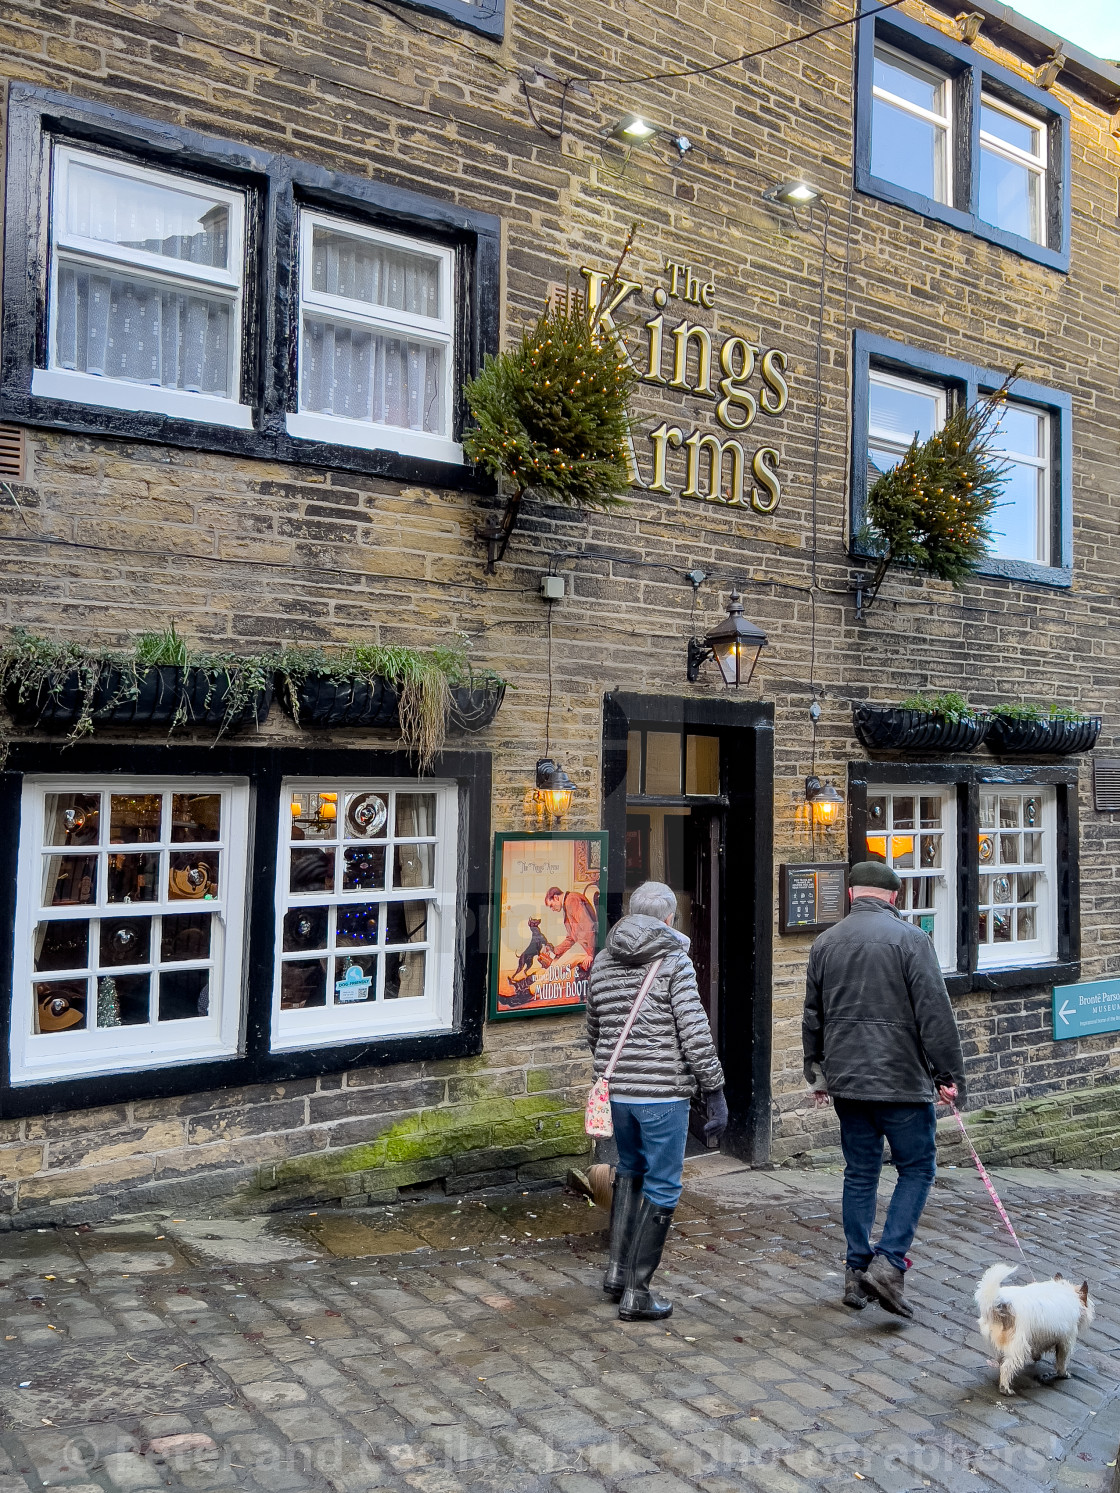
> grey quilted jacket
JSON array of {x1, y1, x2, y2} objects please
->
[{"x1": 586, "y1": 914, "x2": 724, "y2": 1100}]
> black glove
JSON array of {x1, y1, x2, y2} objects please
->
[{"x1": 703, "y1": 1087, "x2": 729, "y2": 1143}]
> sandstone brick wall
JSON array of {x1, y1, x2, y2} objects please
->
[{"x1": 0, "y1": 0, "x2": 1118, "y2": 1215}]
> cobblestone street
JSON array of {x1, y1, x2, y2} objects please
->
[{"x1": 0, "y1": 1158, "x2": 1116, "y2": 1493}]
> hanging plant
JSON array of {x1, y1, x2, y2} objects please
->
[
  {"x1": 854, "y1": 692, "x2": 991, "y2": 753},
  {"x1": 277, "y1": 641, "x2": 507, "y2": 770},
  {"x1": 857, "y1": 373, "x2": 1020, "y2": 613},
  {"x1": 988, "y1": 702, "x2": 1102, "y2": 756},
  {"x1": 0, "y1": 626, "x2": 274, "y2": 759},
  {"x1": 464, "y1": 227, "x2": 638, "y2": 570}
]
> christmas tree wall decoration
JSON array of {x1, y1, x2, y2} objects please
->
[
  {"x1": 465, "y1": 228, "x2": 638, "y2": 571},
  {"x1": 859, "y1": 371, "x2": 1019, "y2": 613},
  {"x1": 97, "y1": 976, "x2": 121, "y2": 1028}
]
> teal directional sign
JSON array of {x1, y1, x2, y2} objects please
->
[{"x1": 1052, "y1": 978, "x2": 1120, "y2": 1041}]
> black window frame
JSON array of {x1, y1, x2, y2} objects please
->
[
  {"x1": 855, "y1": 4, "x2": 1071, "y2": 272},
  {"x1": 851, "y1": 330, "x2": 1073, "y2": 589},
  {"x1": 394, "y1": 0, "x2": 504, "y2": 40},
  {"x1": 847, "y1": 759, "x2": 1080, "y2": 997},
  {"x1": 0, "y1": 86, "x2": 501, "y2": 491},
  {"x1": 0, "y1": 739, "x2": 491, "y2": 1118}
]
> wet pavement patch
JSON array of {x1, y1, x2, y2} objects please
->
[{"x1": 0, "y1": 1341, "x2": 227, "y2": 1427}]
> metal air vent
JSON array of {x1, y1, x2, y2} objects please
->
[
  {"x1": 0, "y1": 425, "x2": 26, "y2": 481},
  {"x1": 1092, "y1": 757, "x2": 1120, "y2": 812}
]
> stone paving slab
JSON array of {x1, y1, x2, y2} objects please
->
[{"x1": 0, "y1": 1168, "x2": 1115, "y2": 1493}]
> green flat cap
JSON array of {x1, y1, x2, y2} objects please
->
[{"x1": 849, "y1": 860, "x2": 902, "y2": 891}]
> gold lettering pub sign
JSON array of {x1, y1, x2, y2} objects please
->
[{"x1": 580, "y1": 261, "x2": 787, "y2": 513}]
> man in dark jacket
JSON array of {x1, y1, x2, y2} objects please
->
[
  {"x1": 803, "y1": 861, "x2": 966, "y2": 1319},
  {"x1": 587, "y1": 880, "x2": 727, "y2": 1322}
]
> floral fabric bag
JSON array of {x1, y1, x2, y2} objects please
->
[{"x1": 584, "y1": 957, "x2": 665, "y2": 1138}]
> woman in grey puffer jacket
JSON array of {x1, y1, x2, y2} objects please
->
[{"x1": 586, "y1": 881, "x2": 727, "y2": 1322}]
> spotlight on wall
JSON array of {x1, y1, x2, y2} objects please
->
[
  {"x1": 805, "y1": 776, "x2": 845, "y2": 829},
  {"x1": 535, "y1": 757, "x2": 575, "y2": 818},
  {"x1": 762, "y1": 179, "x2": 819, "y2": 207},
  {"x1": 687, "y1": 590, "x2": 768, "y2": 688},
  {"x1": 610, "y1": 114, "x2": 659, "y2": 144},
  {"x1": 955, "y1": 10, "x2": 984, "y2": 44}
]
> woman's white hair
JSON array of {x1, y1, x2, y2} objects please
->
[{"x1": 629, "y1": 880, "x2": 677, "y2": 923}]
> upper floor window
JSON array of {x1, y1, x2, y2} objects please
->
[
  {"x1": 286, "y1": 213, "x2": 459, "y2": 465},
  {"x1": 979, "y1": 96, "x2": 1046, "y2": 244},
  {"x1": 872, "y1": 45, "x2": 952, "y2": 205},
  {"x1": 12, "y1": 778, "x2": 250, "y2": 1083},
  {"x1": 853, "y1": 332, "x2": 1071, "y2": 588},
  {"x1": 856, "y1": 11, "x2": 1069, "y2": 272},
  {"x1": 34, "y1": 148, "x2": 252, "y2": 428}
]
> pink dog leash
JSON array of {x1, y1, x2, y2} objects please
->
[{"x1": 949, "y1": 1102, "x2": 1035, "y2": 1281}]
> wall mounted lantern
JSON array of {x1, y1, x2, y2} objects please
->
[
  {"x1": 535, "y1": 757, "x2": 575, "y2": 818},
  {"x1": 805, "y1": 776, "x2": 844, "y2": 828},
  {"x1": 687, "y1": 590, "x2": 768, "y2": 687}
]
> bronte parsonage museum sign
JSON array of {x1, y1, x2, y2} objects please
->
[{"x1": 0, "y1": 0, "x2": 1117, "y2": 1218}]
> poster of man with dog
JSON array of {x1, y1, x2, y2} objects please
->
[{"x1": 489, "y1": 832, "x2": 608, "y2": 1019}]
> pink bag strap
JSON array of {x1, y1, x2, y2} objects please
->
[{"x1": 603, "y1": 958, "x2": 665, "y2": 1081}]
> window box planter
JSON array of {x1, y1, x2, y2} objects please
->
[
  {"x1": 281, "y1": 673, "x2": 401, "y2": 730},
  {"x1": 6, "y1": 665, "x2": 272, "y2": 731},
  {"x1": 987, "y1": 714, "x2": 1102, "y2": 756},
  {"x1": 448, "y1": 681, "x2": 507, "y2": 733},
  {"x1": 854, "y1": 704, "x2": 991, "y2": 754}
]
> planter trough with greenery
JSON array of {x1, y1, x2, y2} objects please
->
[
  {"x1": 987, "y1": 706, "x2": 1102, "y2": 756},
  {"x1": 1, "y1": 629, "x2": 273, "y2": 741},
  {"x1": 854, "y1": 694, "x2": 991, "y2": 754}
]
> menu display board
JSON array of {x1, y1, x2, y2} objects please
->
[{"x1": 779, "y1": 863, "x2": 848, "y2": 935}]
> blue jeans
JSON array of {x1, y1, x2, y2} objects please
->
[
  {"x1": 834, "y1": 1099, "x2": 937, "y2": 1273},
  {"x1": 611, "y1": 1099, "x2": 691, "y2": 1209}
]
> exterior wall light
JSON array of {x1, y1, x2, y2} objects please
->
[
  {"x1": 535, "y1": 757, "x2": 575, "y2": 818},
  {"x1": 611, "y1": 114, "x2": 659, "y2": 144},
  {"x1": 687, "y1": 590, "x2": 768, "y2": 687},
  {"x1": 763, "y1": 179, "x2": 819, "y2": 206},
  {"x1": 805, "y1": 776, "x2": 844, "y2": 828}
]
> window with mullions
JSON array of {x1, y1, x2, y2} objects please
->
[
  {"x1": 865, "y1": 787, "x2": 956, "y2": 971},
  {"x1": 287, "y1": 213, "x2": 459, "y2": 464},
  {"x1": 977, "y1": 787, "x2": 1054, "y2": 967},
  {"x1": 626, "y1": 729, "x2": 721, "y2": 798},
  {"x1": 871, "y1": 45, "x2": 952, "y2": 205},
  {"x1": 273, "y1": 780, "x2": 458, "y2": 1050},
  {"x1": 33, "y1": 147, "x2": 251, "y2": 427},
  {"x1": 853, "y1": 332, "x2": 1072, "y2": 587},
  {"x1": 856, "y1": 11, "x2": 1069, "y2": 271},
  {"x1": 11, "y1": 779, "x2": 250, "y2": 1084}
]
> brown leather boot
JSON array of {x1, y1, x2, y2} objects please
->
[{"x1": 860, "y1": 1254, "x2": 913, "y2": 1319}]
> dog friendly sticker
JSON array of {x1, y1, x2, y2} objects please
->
[{"x1": 1052, "y1": 977, "x2": 1120, "y2": 1040}]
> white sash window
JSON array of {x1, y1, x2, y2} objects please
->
[
  {"x1": 11, "y1": 778, "x2": 250, "y2": 1083},
  {"x1": 272, "y1": 780, "x2": 458, "y2": 1049},
  {"x1": 865, "y1": 787, "x2": 957, "y2": 972},
  {"x1": 286, "y1": 212, "x2": 460, "y2": 464},
  {"x1": 33, "y1": 147, "x2": 251, "y2": 427}
]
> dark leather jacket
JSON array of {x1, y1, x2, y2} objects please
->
[{"x1": 802, "y1": 897, "x2": 966, "y2": 1105}]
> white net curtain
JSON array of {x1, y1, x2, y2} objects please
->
[
  {"x1": 301, "y1": 225, "x2": 449, "y2": 436},
  {"x1": 55, "y1": 266, "x2": 234, "y2": 395}
]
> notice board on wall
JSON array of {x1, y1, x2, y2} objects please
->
[{"x1": 778, "y1": 863, "x2": 848, "y2": 935}]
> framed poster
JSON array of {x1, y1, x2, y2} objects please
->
[
  {"x1": 489, "y1": 832, "x2": 608, "y2": 1020},
  {"x1": 778, "y1": 863, "x2": 848, "y2": 935}
]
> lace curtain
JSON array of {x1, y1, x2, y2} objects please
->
[
  {"x1": 55, "y1": 264, "x2": 233, "y2": 395},
  {"x1": 311, "y1": 228, "x2": 440, "y2": 318},
  {"x1": 300, "y1": 316, "x2": 444, "y2": 433}
]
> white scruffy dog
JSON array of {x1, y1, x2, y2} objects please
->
[{"x1": 975, "y1": 1264, "x2": 1094, "y2": 1394}]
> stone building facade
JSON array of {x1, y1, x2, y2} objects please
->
[{"x1": 0, "y1": 0, "x2": 1118, "y2": 1222}]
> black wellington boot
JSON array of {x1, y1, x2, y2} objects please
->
[
  {"x1": 603, "y1": 1173, "x2": 643, "y2": 1301},
  {"x1": 618, "y1": 1198, "x2": 676, "y2": 1322}
]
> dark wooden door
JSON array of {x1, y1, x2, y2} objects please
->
[{"x1": 687, "y1": 807, "x2": 723, "y2": 1146}]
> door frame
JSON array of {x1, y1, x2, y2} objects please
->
[{"x1": 602, "y1": 692, "x2": 775, "y2": 1165}]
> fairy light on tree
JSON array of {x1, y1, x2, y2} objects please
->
[
  {"x1": 465, "y1": 226, "x2": 639, "y2": 571},
  {"x1": 857, "y1": 369, "x2": 1020, "y2": 614}
]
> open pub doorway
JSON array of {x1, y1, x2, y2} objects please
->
[{"x1": 602, "y1": 693, "x2": 774, "y2": 1164}]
